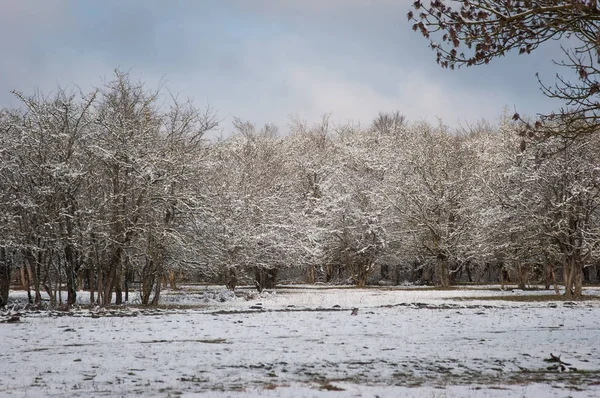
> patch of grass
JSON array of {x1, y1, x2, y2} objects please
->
[
  {"x1": 23, "y1": 347, "x2": 50, "y2": 352},
  {"x1": 319, "y1": 382, "x2": 345, "y2": 391},
  {"x1": 178, "y1": 376, "x2": 209, "y2": 383},
  {"x1": 141, "y1": 338, "x2": 227, "y2": 344},
  {"x1": 128, "y1": 303, "x2": 211, "y2": 310},
  {"x1": 454, "y1": 294, "x2": 600, "y2": 302},
  {"x1": 159, "y1": 387, "x2": 182, "y2": 395}
]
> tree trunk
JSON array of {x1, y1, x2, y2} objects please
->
[
  {"x1": 25, "y1": 249, "x2": 42, "y2": 304},
  {"x1": 142, "y1": 256, "x2": 163, "y2": 306},
  {"x1": 64, "y1": 244, "x2": 77, "y2": 305},
  {"x1": 573, "y1": 260, "x2": 583, "y2": 297},
  {"x1": 101, "y1": 247, "x2": 122, "y2": 306},
  {"x1": 141, "y1": 258, "x2": 155, "y2": 305},
  {"x1": 563, "y1": 258, "x2": 574, "y2": 298},
  {"x1": 544, "y1": 263, "x2": 552, "y2": 290},
  {"x1": 437, "y1": 256, "x2": 450, "y2": 288},
  {"x1": 20, "y1": 265, "x2": 28, "y2": 289},
  {"x1": 96, "y1": 263, "x2": 103, "y2": 305},
  {"x1": 255, "y1": 267, "x2": 278, "y2": 291},
  {"x1": 151, "y1": 271, "x2": 162, "y2": 306},
  {"x1": 23, "y1": 264, "x2": 32, "y2": 303},
  {"x1": 168, "y1": 270, "x2": 177, "y2": 290},
  {"x1": 380, "y1": 264, "x2": 390, "y2": 280},
  {"x1": 306, "y1": 265, "x2": 316, "y2": 284},
  {"x1": 516, "y1": 262, "x2": 526, "y2": 290},
  {"x1": 89, "y1": 234, "x2": 100, "y2": 304},
  {"x1": 355, "y1": 270, "x2": 368, "y2": 288},
  {"x1": 226, "y1": 268, "x2": 237, "y2": 291},
  {"x1": 150, "y1": 254, "x2": 163, "y2": 306},
  {"x1": 0, "y1": 248, "x2": 10, "y2": 308},
  {"x1": 124, "y1": 275, "x2": 129, "y2": 303},
  {"x1": 352, "y1": 259, "x2": 372, "y2": 288},
  {"x1": 500, "y1": 263, "x2": 509, "y2": 290},
  {"x1": 465, "y1": 262, "x2": 473, "y2": 283},
  {"x1": 124, "y1": 264, "x2": 133, "y2": 302},
  {"x1": 102, "y1": 263, "x2": 117, "y2": 306},
  {"x1": 89, "y1": 261, "x2": 95, "y2": 305},
  {"x1": 42, "y1": 251, "x2": 56, "y2": 306},
  {"x1": 115, "y1": 261, "x2": 123, "y2": 305},
  {"x1": 142, "y1": 233, "x2": 165, "y2": 306},
  {"x1": 545, "y1": 263, "x2": 560, "y2": 295},
  {"x1": 583, "y1": 265, "x2": 591, "y2": 284},
  {"x1": 325, "y1": 263, "x2": 333, "y2": 282}
]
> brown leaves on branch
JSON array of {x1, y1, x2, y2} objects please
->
[
  {"x1": 408, "y1": 0, "x2": 593, "y2": 68},
  {"x1": 409, "y1": 1, "x2": 600, "y2": 139}
]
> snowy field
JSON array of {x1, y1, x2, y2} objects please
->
[{"x1": 2, "y1": 286, "x2": 600, "y2": 397}]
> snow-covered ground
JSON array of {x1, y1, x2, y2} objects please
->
[{"x1": 1, "y1": 286, "x2": 600, "y2": 397}]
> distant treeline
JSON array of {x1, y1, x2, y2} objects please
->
[{"x1": 1, "y1": 72, "x2": 599, "y2": 307}]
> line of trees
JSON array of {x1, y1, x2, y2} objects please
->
[
  {"x1": 405, "y1": 0, "x2": 600, "y2": 296},
  {"x1": 0, "y1": 72, "x2": 218, "y2": 307},
  {"x1": 1, "y1": 72, "x2": 599, "y2": 307}
]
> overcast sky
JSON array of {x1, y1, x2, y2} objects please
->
[{"x1": 0, "y1": 0, "x2": 566, "y2": 133}]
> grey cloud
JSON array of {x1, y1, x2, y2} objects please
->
[{"x1": 0, "y1": 0, "x2": 565, "y2": 130}]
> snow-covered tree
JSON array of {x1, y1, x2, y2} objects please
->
[
  {"x1": 384, "y1": 121, "x2": 480, "y2": 287},
  {"x1": 317, "y1": 124, "x2": 388, "y2": 287},
  {"x1": 87, "y1": 72, "x2": 218, "y2": 305},
  {"x1": 200, "y1": 119, "x2": 304, "y2": 290},
  {"x1": 0, "y1": 88, "x2": 96, "y2": 305},
  {"x1": 512, "y1": 133, "x2": 600, "y2": 297}
]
